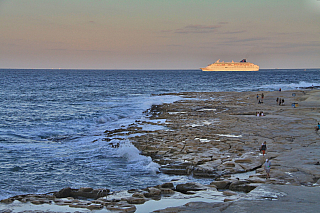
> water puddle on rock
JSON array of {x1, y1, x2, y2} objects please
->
[{"x1": 135, "y1": 188, "x2": 225, "y2": 213}]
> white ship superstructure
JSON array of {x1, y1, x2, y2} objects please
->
[{"x1": 201, "y1": 59, "x2": 259, "y2": 71}]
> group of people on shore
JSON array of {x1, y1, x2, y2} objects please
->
[
  {"x1": 257, "y1": 93, "x2": 264, "y2": 104},
  {"x1": 256, "y1": 111, "x2": 264, "y2": 117},
  {"x1": 276, "y1": 97, "x2": 285, "y2": 105}
]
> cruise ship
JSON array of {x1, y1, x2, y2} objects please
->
[{"x1": 201, "y1": 59, "x2": 259, "y2": 71}]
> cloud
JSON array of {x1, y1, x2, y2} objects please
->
[
  {"x1": 233, "y1": 37, "x2": 266, "y2": 43},
  {"x1": 220, "y1": 30, "x2": 246, "y2": 34},
  {"x1": 174, "y1": 24, "x2": 221, "y2": 34}
]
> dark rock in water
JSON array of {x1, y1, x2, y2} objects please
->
[
  {"x1": 10, "y1": 166, "x2": 23, "y2": 172},
  {"x1": 54, "y1": 187, "x2": 72, "y2": 198},
  {"x1": 160, "y1": 182, "x2": 174, "y2": 189},
  {"x1": 71, "y1": 188, "x2": 109, "y2": 199},
  {"x1": 176, "y1": 182, "x2": 206, "y2": 194},
  {"x1": 0, "y1": 198, "x2": 14, "y2": 204},
  {"x1": 53, "y1": 187, "x2": 109, "y2": 199}
]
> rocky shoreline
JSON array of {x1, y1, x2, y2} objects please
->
[{"x1": 1, "y1": 89, "x2": 320, "y2": 212}]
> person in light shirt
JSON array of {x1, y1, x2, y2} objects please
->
[{"x1": 264, "y1": 159, "x2": 271, "y2": 179}]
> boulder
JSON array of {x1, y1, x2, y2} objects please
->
[
  {"x1": 160, "y1": 182, "x2": 174, "y2": 189},
  {"x1": 54, "y1": 187, "x2": 109, "y2": 199},
  {"x1": 126, "y1": 197, "x2": 147, "y2": 204},
  {"x1": 54, "y1": 187, "x2": 72, "y2": 198},
  {"x1": 228, "y1": 181, "x2": 259, "y2": 193},
  {"x1": 160, "y1": 188, "x2": 175, "y2": 194},
  {"x1": 148, "y1": 187, "x2": 162, "y2": 196},
  {"x1": 176, "y1": 182, "x2": 206, "y2": 194},
  {"x1": 0, "y1": 198, "x2": 14, "y2": 204},
  {"x1": 210, "y1": 180, "x2": 232, "y2": 189},
  {"x1": 132, "y1": 192, "x2": 145, "y2": 198},
  {"x1": 71, "y1": 188, "x2": 109, "y2": 199},
  {"x1": 143, "y1": 187, "x2": 162, "y2": 198}
]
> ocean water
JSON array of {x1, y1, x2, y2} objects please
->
[{"x1": 0, "y1": 69, "x2": 319, "y2": 200}]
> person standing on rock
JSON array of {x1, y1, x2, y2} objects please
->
[
  {"x1": 260, "y1": 141, "x2": 267, "y2": 156},
  {"x1": 264, "y1": 159, "x2": 271, "y2": 179}
]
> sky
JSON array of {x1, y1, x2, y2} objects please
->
[{"x1": 0, "y1": 0, "x2": 320, "y2": 69}]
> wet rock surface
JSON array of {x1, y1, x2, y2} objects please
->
[
  {"x1": 1, "y1": 90, "x2": 320, "y2": 212},
  {"x1": 132, "y1": 90, "x2": 320, "y2": 186}
]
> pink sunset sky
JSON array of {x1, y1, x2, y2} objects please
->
[{"x1": 1, "y1": 0, "x2": 320, "y2": 69}]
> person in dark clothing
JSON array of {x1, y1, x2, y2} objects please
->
[{"x1": 260, "y1": 141, "x2": 267, "y2": 156}]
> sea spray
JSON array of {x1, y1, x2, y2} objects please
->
[{"x1": 116, "y1": 141, "x2": 160, "y2": 175}]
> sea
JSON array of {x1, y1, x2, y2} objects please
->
[{"x1": 0, "y1": 69, "x2": 319, "y2": 200}]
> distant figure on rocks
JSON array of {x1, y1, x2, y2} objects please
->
[
  {"x1": 316, "y1": 122, "x2": 320, "y2": 131},
  {"x1": 264, "y1": 159, "x2": 271, "y2": 179},
  {"x1": 257, "y1": 94, "x2": 259, "y2": 100},
  {"x1": 260, "y1": 111, "x2": 264, "y2": 116},
  {"x1": 276, "y1": 97, "x2": 279, "y2": 104},
  {"x1": 260, "y1": 141, "x2": 267, "y2": 156},
  {"x1": 282, "y1": 99, "x2": 284, "y2": 105},
  {"x1": 279, "y1": 98, "x2": 282, "y2": 105},
  {"x1": 261, "y1": 93, "x2": 264, "y2": 100},
  {"x1": 279, "y1": 88, "x2": 281, "y2": 92}
]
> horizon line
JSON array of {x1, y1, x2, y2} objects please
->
[{"x1": 0, "y1": 68, "x2": 319, "y2": 70}]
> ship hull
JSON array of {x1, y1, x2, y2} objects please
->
[
  {"x1": 201, "y1": 59, "x2": 259, "y2": 71},
  {"x1": 201, "y1": 67, "x2": 259, "y2": 71}
]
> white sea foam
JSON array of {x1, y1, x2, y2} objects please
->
[
  {"x1": 139, "y1": 95, "x2": 182, "y2": 110},
  {"x1": 116, "y1": 142, "x2": 145, "y2": 161},
  {"x1": 233, "y1": 81, "x2": 319, "y2": 92},
  {"x1": 145, "y1": 161, "x2": 161, "y2": 175},
  {"x1": 95, "y1": 114, "x2": 119, "y2": 124},
  {"x1": 262, "y1": 81, "x2": 319, "y2": 91},
  {"x1": 116, "y1": 141, "x2": 160, "y2": 174}
]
